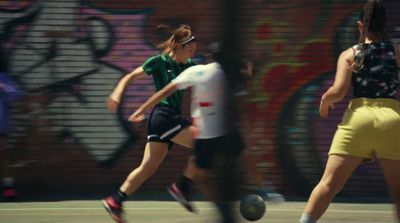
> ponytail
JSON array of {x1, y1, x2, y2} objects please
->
[
  {"x1": 355, "y1": 0, "x2": 387, "y2": 72},
  {"x1": 156, "y1": 24, "x2": 194, "y2": 55},
  {"x1": 359, "y1": 0, "x2": 387, "y2": 43}
]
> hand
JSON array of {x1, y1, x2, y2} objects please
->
[
  {"x1": 319, "y1": 99, "x2": 335, "y2": 118},
  {"x1": 107, "y1": 96, "x2": 119, "y2": 113},
  {"x1": 128, "y1": 110, "x2": 145, "y2": 123}
]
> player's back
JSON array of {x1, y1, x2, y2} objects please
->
[{"x1": 190, "y1": 62, "x2": 228, "y2": 139}]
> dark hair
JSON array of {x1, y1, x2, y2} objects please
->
[
  {"x1": 359, "y1": 0, "x2": 387, "y2": 42},
  {"x1": 354, "y1": 0, "x2": 387, "y2": 72},
  {"x1": 208, "y1": 42, "x2": 223, "y2": 62},
  {"x1": 156, "y1": 24, "x2": 194, "y2": 54}
]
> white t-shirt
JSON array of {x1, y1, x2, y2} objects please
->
[{"x1": 172, "y1": 62, "x2": 227, "y2": 139}]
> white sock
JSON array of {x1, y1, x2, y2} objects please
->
[{"x1": 299, "y1": 213, "x2": 316, "y2": 223}]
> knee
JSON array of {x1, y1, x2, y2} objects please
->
[{"x1": 319, "y1": 180, "x2": 343, "y2": 196}]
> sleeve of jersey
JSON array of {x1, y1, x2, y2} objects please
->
[
  {"x1": 172, "y1": 65, "x2": 200, "y2": 90},
  {"x1": 141, "y1": 55, "x2": 161, "y2": 75}
]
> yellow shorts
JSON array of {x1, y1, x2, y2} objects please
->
[{"x1": 329, "y1": 98, "x2": 400, "y2": 160}]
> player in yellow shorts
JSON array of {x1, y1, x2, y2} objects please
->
[
  {"x1": 329, "y1": 98, "x2": 400, "y2": 160},
  {"x1": 299, "y1": 1, "x2": 400, "y2": 223}
]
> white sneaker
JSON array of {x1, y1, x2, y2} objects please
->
[{"x1": 256, "y1": 188, "x2": 285, "y2": 203}]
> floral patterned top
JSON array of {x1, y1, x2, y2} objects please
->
[{"x1": 352, "y1": 42, "x2": 399, "y2": 98}]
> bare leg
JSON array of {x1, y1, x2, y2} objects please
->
[
  {"x1": 119, "y1": 142, "x2": 168, "y2": 195},
  {"x1": 102, "y1": 142, "x2": 169, "y2": 223},
  {"x1": 194, "y1": 168, "x2": 215, "y2": 201},
  {"x1": 171, "y1": 127, "x2": 197, "y2": 179},
  {"x1": 181, "y1": 156, "x2": 197, "y2": 180},
  {"x1": 378, "y1": 158, "x2": 400, "y2": 221},
  {"x1": 170, "y1": 126, "x2": 194, "y2": 149},
  {"x1": 239, "y1": 150, "x2": 263, "y2": 187},
  {"x1": 196, "y1": 168, "x2": 236, "y2": 223},
  {"x1": 303, "y1": 154, "x2": 362, "y2": 221}
]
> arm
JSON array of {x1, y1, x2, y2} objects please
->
[
  {"x1": 240, "y1": 61, "x2": 253, "y2": 77},
  {"x1": 128, "y1": 64, "x2": 199, "y2": 122},
  {"x1": 320, "y1": 48, "x2": 354, "y2": 118},
  {"x1": 128, "y1": 82, "x2": 178, "y2": 122},
  {"x1": 107, "y1": 66, "x2": 147, "y2": 112}
]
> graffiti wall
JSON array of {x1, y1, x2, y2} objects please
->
[
  {"x1": 0, "y1": 0, "x2": 399, "y2": 199},
  {"x1": 242, "y1": 0, "x2": 400, "y2": 198}
]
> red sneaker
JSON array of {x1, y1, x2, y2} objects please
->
[
  {"x1": 167, "y1": 182, "x2": 196, "y2": 213},
  {"x1": 102, "y1": 196, "x2": 125, "y2": 223},
  {"x1": 3, "y1": 187, "x2": 18, "y2": 200}
]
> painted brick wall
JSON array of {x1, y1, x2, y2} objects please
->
[{"x1": 0, "y1": 0, "x2": 399, "y2": 199}]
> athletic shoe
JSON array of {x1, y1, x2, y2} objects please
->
[
  {"x1": 2, "y1": 187, "x2": 17, "y2": 200},
  {"x1": 2, "y1": 178, "x2": 18, "y2": 201},
  {"x1": 102, "y1": 196, "x2": 125, "y2": 223},
  {"x1": 256, "y1": 188, "x2": 285, "y2": 203},
  {"x1": 167, "y1": 182, "x2": 196, "y2": 213}
]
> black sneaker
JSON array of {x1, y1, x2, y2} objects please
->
[
  {"x1": 167, "y1": 182, "x2": 196, "y2": 213},
  {"x1": 102, "y1": 196, "x2": 125, "y2": 223}
]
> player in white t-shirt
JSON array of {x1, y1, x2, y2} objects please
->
[
  {"x1": 175, "y1": 62, "x2": 228, "y2": 138},
  {"x1": 129, "y1": 47, "x2": 245, "y2": 222}
]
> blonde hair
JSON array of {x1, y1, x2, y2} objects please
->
[{"x1": 157, "y1": 24, "x2": 194, "y2": 55}]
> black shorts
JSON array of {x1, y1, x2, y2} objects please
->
[
  {"x1": 147, "y1": 104, "x2": 191, "y2": 145},
  {"x1": 194, "y1": 130, "x2": 245, "y2": 169}
]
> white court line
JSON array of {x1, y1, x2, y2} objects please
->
[
  {"x1": 0, "y1": 207, "x2": 392, "y2": 214},
  {"x1": 269, "y1": 208, "x2": 392, "y2": 214}
]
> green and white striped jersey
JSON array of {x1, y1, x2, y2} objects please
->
[{"x1": 142, "y1": 54, "x2": 196, "y2": 111}]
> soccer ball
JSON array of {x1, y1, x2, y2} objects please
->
[{"x1": 239, "y1": 194, "x2": 266, "y2": 221}]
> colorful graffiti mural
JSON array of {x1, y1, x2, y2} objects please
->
[
  {"x1": 243, "y1": 0, "x2": 400, "y2": 196},
  {"x1": 0, "y1": 0, "x2": 399, "y2": 198}
]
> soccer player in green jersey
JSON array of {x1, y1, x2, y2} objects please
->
[{"x1": 103, "y1": 24, "x2": 197, "y2": 223}]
